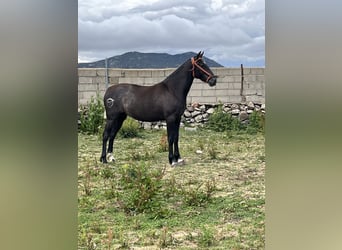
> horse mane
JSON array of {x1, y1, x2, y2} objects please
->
[{"x1": 161, "y1": 58, "x2": 191, "y2": 83}]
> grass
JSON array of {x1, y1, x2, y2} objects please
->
[{"x1": 78, "y1": 128, "x2": 265, "y2": 249}]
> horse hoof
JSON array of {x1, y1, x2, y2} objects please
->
[
  {"x1": 107, "y1": 153, "x2": 115, "y2": 162},
  {"x1": 100, "y1": 157, "x2": 108, "y2": 164},
  {"x1": 171, "y1": 158, "x2": 185, "y2": 167}
]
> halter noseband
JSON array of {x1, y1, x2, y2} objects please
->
[{"x1": 191, "y1": 57, "x2": 214, "y2": 82}]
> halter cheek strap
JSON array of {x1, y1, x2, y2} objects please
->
[{"x1": 191, "y1": 57, "x2": 214, "y2": 82}]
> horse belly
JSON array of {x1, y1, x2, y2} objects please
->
[{"x1": 128, "y1": 105, "x2": 165, "y2": 122}]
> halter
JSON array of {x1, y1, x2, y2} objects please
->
[{"x1": 191, "y1": 57, "x2": 214, "y2": 82}]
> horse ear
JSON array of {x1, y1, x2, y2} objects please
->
[
  {"x1": 196, "y1": 51, "x2": 202, "y2": 59},
  {"x1": 200, "y1": 51, "x2": 204, "y2": 57}
]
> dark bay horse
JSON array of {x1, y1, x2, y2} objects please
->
[{"x1": 100, "y1": 51, "x2": 217, "y2": 165}]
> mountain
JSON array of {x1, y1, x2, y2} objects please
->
[{"x1": 78, "y1": 51, "x2": 223, "y2": 68}]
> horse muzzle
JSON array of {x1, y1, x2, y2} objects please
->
[{"x1": 207, "y1": 76, "x2": 217, "y2": 86}]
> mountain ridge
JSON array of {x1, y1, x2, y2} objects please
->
[{"x1": 78, "y1": 51, "x2": 223, "y2": 68}]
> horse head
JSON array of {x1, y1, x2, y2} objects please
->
[{"x1": 191, "y1": 51, "x2": 217, "y2": 86}]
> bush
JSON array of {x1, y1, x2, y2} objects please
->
[
  {"x1": 246, "y1": 111, "x2": 265, "y2": 134},
  {"x1": 115, "y1": 163, "x2": 168, "y2": 217},
  {"x1": 118, "y1": 117, "x2": 141, "y2": 138},
  {"x1": 206, "y1": 105, "x2": 265, "y2": 134},
  {"x1": 206, "y1": 105, "x2": 245, "y2": 132},
  {"x1": 79, "y1": 95, "x2": 104, "y2": 134},
  {"x1": 198, "y1": 226, "x2": 216, "y2": 247}
]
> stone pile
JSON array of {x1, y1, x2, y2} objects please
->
[{"x1": 140, "y1": 102, "x2": 265, "y2": 130}]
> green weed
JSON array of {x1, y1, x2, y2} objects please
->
[
  {"x1": 118, "y1": 117, "x2": 141, "y2": 138},
  {"x1": 115, "y1": 162, "x2": 167, "y2": 217},
  {"x1": 198, "y1": 226, "x2": 216, "y2": 247},
  {"x1": 79, "y1": 95, "x2": 104, "y2": 134}
]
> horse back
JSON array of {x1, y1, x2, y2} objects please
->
[{"x1": 104, "y1": 83, "x2": 183, "y2": 121}]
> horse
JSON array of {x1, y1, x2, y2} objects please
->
[{"x1": 100, "y1": 51, "x2": 217, "y2": 165}]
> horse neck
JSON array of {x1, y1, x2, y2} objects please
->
[{"x1": 163, "y1": 61, "x2": 194, "y2": 101}]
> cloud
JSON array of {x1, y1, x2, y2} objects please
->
[{"x1": 78, "y1": 0, "x2": 265, "y2": 66}]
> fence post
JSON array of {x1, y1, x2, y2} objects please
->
[
  {"x1": 105, "y1": 57, "x2": 109, "y2": 89},
  {"x1": 240, "y1": 64, "x2": 246, "y2": 102}
]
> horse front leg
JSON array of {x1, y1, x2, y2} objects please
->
[
  {"x1": 173, "y1": 126, "x2": 184, "y2": 165},
  {"x1": 167, "y1": 118, "x2": 183, "y2": 166},
  {"x1": 166, "y1": 122, "x2": 176, "y2": 165},
  {"x1": 173, "y1": 118, "x2": 184, "y2": 165}
]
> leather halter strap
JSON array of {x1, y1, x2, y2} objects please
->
[{"x1": 191, "y1": 57, "x2": 214, "y2": 82}]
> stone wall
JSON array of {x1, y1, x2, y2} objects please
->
[
  {"x1": 78, "y1": 67, "x2": 265, "y2": 106},
  {"x1": 139, "y1": 101, "x2": 265, "y2": 130},
  {"x1": 78, "y1": 101, "x2": 265, "y2": 130}
]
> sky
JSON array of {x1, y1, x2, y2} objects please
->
[{"x1": 78, "y1": 0, "x2": 265, "y2": 67}]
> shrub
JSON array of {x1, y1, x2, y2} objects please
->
[
  {"x1": 115, "y1": 163, "x2": 168, "y2": 217},
  {"x1": 158, "y1": 132, "x2": 168, "y2": 152},
  {"x1": 179, "y1": 179, "x2": 216, "y2": 207},
  {"x1": 198, "y1": 226, "x2": 216, "y2": 247},
  {"x1": 206, "y1": 105, "x2": 265, "y2": 134},
  {"x1": 118, "y1": 117, "x2": 141, "y2": 138},
  {"x1": 206, "y1": 105, "x2": 245, "y2": 132},
  {"x1": 246, "y1": 111, "x2": 265, "y2": 134},
  {"x1": 79, "y1": 95, "x2": 104, "y2": 134}
]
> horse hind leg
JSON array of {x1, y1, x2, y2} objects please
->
[
  {"x1": 100, "y1": 119, "x2": 113, "y2": 163},
  {"x1": 106, "y1": 113, "x2": 127, "y2": 162}
]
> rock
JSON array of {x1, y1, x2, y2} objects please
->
[
  {"x1": 247, "y1": 101, "x2": 255, "y2": 109},
  {"x1": 231, "y1": 104, "x2": 239, "y2": 109},
  {"x1": 192, "y1": 111, "x2": 201, "y2": 117},
  {"x1": 231, "y1": 109, "x2": 240, "y2": 115},
  {"x1": 143, "y1": 122, "x2": 152, "y2": 130},
  {"x1": 187, "y1": 106, "x2": 194, "y2": 112},
  {"x1": 202, "y1": 113, "x2": 209, "y2": 119},
  {"x1": 239, "y1": 111, "x2": 249, "y2": 121},
  {"x1": 194, "y1": 115, "x2": 203, "y2": 123},
  {"x1": 200, "y1": 105, "x2": 206, "y2": 112},
  {"x1": 183, "y1": 110, "x2": 192, "y2": 118},
  {"x1": 261, "y1": 103, "x2": 265, "y2": 110},
  {"x1": 247, "y1": 110, "x2": 254, "y2": 114},
  {"x1": 223, "y1": 107, "x2": 230, "y2": 113},
  {"x1": 240, "y1": 105, "x2": 247, "y2": 111},
  {"x1": 185, "y1": 127, "x2": 197, "y2": 132},
  {"x1": 207, "y1": 107, "x2": 215, "y2": 114},
  {"x1": 196, "y1": 150, "x2": 203, "y2": 154}
]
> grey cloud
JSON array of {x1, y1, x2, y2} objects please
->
[{"x1": 78, "y1": 0, "x2": 265, "y2": 66}]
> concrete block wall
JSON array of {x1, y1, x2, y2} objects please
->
[{"x1": 78, "y1": 67, "x2": 265, "y2": 106}]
